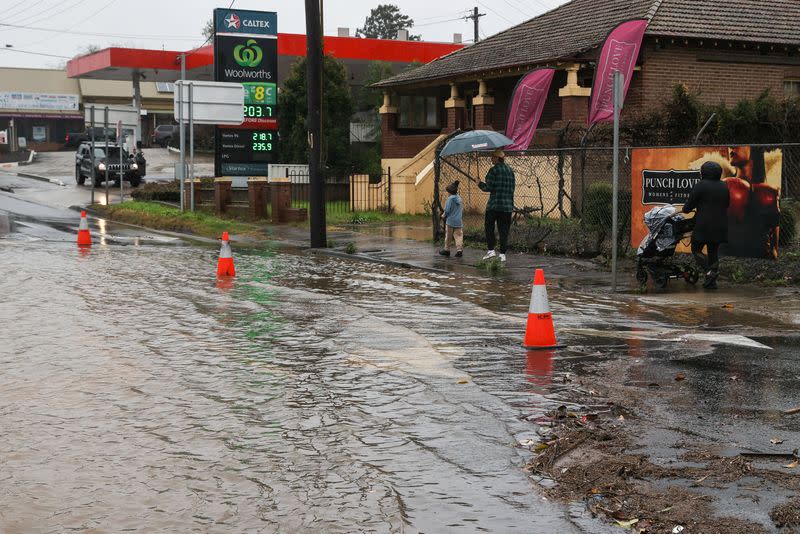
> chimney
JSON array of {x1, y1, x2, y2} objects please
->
[
  {"x1": 453, "y1": 33, "x2": 462, "y2": 44},
  {"x1": 396, "y1": 29, "x2": 409, "y2": 41},
  {"x1": 337, "y1": 27, "x2": 349, "y2": 37}
]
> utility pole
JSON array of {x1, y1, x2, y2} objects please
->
[
  {"x1": 306, "y1": 0, "x2": 326, "y2": 248},
  {"x1": 466, "y1": 7, "x2": 485, "y2": 43}
]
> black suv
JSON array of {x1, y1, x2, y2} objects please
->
[
  {"x1": 75, "y1": 141, "x2": 141, "y2": 187},
  {"x1": 65, "y1": 127, "x2": 117, "y2": 148}
]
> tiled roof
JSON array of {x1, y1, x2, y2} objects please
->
[{"x1": 375, "y1": 0, "x2": 800, "y2": 88}]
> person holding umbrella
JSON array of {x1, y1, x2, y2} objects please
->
[{"x1": 478, "y1": 149, "x2": 516, "y2": 262}]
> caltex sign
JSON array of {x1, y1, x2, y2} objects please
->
[{"x1": 215, "y1": 9, "x2": 277, "y2": 37}]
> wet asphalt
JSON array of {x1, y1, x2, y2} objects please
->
[{"x1": 1, "y1": 171, "x2": 799, "y2": 532}]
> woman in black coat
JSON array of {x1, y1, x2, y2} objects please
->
[{"x1": 682, "y1": 161, "x2": 730, "y2": 289}]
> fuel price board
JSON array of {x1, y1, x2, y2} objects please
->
[{"x1": 213, "y1": 8, "x2": 278, "y2": 177}]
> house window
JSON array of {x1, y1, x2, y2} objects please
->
[
  {"x1": 785, "y1": 80, "x2": 800, "y2": 99},
  {"x1": 398, "y1": 95, "x2": 439, "y2": 129}
]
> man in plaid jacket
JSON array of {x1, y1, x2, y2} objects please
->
[{"x1": 478, "y1": 149, "x2": 516, "y2": 262}]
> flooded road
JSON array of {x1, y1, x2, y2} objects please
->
[
  {"x1": 1, "y1": 221, "x2": 612, "y2": 533},
  {"x1": 3, "y1": 208, "x2": 798, "y2": 532}
]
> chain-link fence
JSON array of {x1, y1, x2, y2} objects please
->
[{"x1": 435, "y1": 143, "x2": 800, "y2": 256}]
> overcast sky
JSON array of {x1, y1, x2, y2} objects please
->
[{"x1": 0, "y1": 0, "x2": 568, "y2": 69}]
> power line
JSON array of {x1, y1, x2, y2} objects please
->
[
  {"x1": 2, "y1": 0, "x2": 49, "y2": 20},
  {"x1": 0, "y1": 23, "x2": 199, "y2": 41},
  {"x1": 12, "y1": 0, "x2": 86, "y2": 28},
  {"x1": 185, "y1": 0, "x2": 236, "y2": 59},
  {"x1": 414, "y1": 10, "x2": 471, "y2": 23},
  {"x1": 413, "y1": 17, "x2": 468, "y2": 28},
  {"x1": 19, "y1": 0, "x2": 118, "y2": 48},
  {"x1": 476, "y1": 0, "x2": 515, "y2": 25},
  {"x1": 0, "y1": 47, "x2": 70, "y2": 59},
  {"x1": 500, "y1": 0, "x2": 533, "y2": 18}
]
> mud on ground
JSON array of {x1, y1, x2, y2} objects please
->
[{"x1": 526, "y1": 366, "x2": 800, "y2": 533}]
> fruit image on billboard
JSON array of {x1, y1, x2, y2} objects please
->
[{"x1": 632, "y1": 146, "x2": 782, "y2": 259}]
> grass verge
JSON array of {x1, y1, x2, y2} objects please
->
[{"x1": 93, "y1": 201, "x2": 267, "y2": 239}]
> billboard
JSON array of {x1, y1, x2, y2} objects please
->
[
  {"x1": 0, "y1": 92, "x2": 79, "y2": 111},
  {"x1": 214, "y1": 8, "x2": 278, "y2": 177},
  {"x1": 632, "y1": 147, "x2": 782, "y2": 259}
]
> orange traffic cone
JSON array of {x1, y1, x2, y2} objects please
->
[
  {"x1": 77, "y1": 210, "x2": 92, "y2": 246},
  {"x1": 523, "y1": 269, "x2": 558, "y2": 349},
  {"x1": 217, "y1": 231, "x2": 235, "y2": 277}
]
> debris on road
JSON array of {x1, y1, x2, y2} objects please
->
[{"x1": 526, "y1": 381, "x2": 800, "y2": 534}]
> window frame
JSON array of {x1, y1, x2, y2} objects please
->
[
  {"x1": 784, "y1": 79, "x2": 800, "y2": 99},
  {"x1": 398, "y1": 95, "x2": 441, "y2": 130}
]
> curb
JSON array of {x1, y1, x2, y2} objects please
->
[
  {"x1": 18, "y1": 150, "x2": 37, "y2": 166},
  {"x1": 0, "y1": 150, "x2": 36, "y2": 170},
  {"x1": 17, "y1": 171, "x2": 66, "y2": 187},
  {"x1": 308, "y1": 247, "x2": 451, "y2": 274},
  {"x1": 75, "y1": 205, "x2": 222, "y2": 245}
]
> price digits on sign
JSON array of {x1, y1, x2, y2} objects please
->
[
  {"x1": 244, "y1": 104, "x2": 273, "y2": 118},
  {"x1": 252, "y1": 131, "x2": 273, "y2": 152}
]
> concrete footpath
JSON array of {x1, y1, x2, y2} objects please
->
[{"x1": 256, "y1": 222, "x2": 800, "y2": 328}]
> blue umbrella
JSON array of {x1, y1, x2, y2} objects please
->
[{"x1": 439, "y1": 130, "x2": 514, "y2": 157}]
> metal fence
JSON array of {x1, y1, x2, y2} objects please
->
[
  {"x1": 435, "y1": 144, "x2": 800, "y2": 256},
  {"x1": 286, "y1": 168, "x2": 392, "y2": 215}
]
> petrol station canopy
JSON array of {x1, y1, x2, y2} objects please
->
[{"x1": 66, "y1": 33, "x2": 464, "y2": 83}]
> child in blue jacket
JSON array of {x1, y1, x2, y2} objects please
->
[{"x1": 440, "y1": 180, "x2": 463, "y2": 257}]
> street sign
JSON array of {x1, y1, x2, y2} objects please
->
[
  {"x1": 84, "y1": 105, "x2": 138, "y2": 129},
  {"x1": 173, "y1": 80, "x2": 245, "y2": 125},
  {"x1": 213, "y1": 7, "x2": 278, "y2": 177}
]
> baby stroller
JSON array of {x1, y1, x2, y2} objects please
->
[{"x1": 636, "y1": 205, "x2": 698, "y2": 289}]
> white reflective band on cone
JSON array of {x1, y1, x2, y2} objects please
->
[
  {"x1": 529, "y1": 284, "x2": 550, "y2": 314},
  {"x1": 219, "y1": 241, "x2": 232, "y2": 259},
  {"x1": 79, "y1": 216, "x2": 89, "y2": 231}
]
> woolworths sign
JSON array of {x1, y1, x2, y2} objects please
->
[{"x1": 213, "y1": 8, "x2": 278, "y2": 177}]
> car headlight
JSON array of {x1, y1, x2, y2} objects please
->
[
  {"x1": 131, "y1": 163, "x2": 138, "y2": 170},
  {"x1": 98, "y1": 163, "x2": 106, "y2": 171}
]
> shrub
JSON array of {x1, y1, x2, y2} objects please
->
[
  {"x1": 780, "y1": 203, "x2": 797, "y2": 247},
  {"x1": 131, "y1": 180, "x2": 180, "y2": 202},
  {"x1": 583, "y1": 183, "x2": 631, "y2": 225},
  {"x1": 582, "y1": 182, "x2": 632, "y2": 253}
]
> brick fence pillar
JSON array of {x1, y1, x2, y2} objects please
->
[
  {"x1": 270, "y1": 178, "x2": 291, "y2": 223},
  {"x1": 214, "y1": 178, "x2": 232, "y2": 214},
  {"x1": 248, "y1": 178, "x2": 269, "y2": 219}
]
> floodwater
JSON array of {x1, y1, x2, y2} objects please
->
[{"x1": 1, "y1": 225, "x2": 626, "y2": 533}]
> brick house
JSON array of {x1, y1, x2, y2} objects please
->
[{"x1": 374, "y1": 0, "x2": 800, "y2": 212}]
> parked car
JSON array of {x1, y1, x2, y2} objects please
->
[
  {"x1": 150, "y1": 124, "x2": 177, "y2": 147},
  {"x1": 64, "y1": 127, "x2": 117, "y2": 148},
  {"x1": 74, "y1": 141, "x2": 142, "y2": 187}
]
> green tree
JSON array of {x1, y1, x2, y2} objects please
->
[
  {"x1": 202, "y1": 19, "x2": 214, "y2": 39},
  {"x1": 356, "y1": 61, "x2": 395, "y2": 111},
  {"x1": 279, "y1": 55, "x2": 355, "y2": 175},
  {"x1": 356, "y1": 4, "x2": 420, "y2": 40}
]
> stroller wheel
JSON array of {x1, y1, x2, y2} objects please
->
[
  {"x1": 684, "y1": 268, "x2": 700, "y2": 285},
  {"x1": 636, "y1": 265, "x2": 648, "y2": 285},
  {"x1": 654, "y1": 272, "x2": 669, "y2": 289}
]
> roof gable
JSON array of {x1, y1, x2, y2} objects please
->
[{"x1": 377, "y1": 0, "x2": 800, "y2": 88}]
